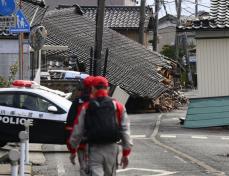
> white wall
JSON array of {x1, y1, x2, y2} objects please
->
[
  {"x1": 196, "y1": 38, "x2": 229, "y2": 97},
  {"x1": 0, "y1": 40, "x2": 30, "y2": 80}
]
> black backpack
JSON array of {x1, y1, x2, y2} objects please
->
[{"x1": 84, "y1": 97, "x2": 121, "y2": 144}]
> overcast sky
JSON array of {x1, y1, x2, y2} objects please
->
[{"x1": 145, "y1": 0, "x2": 210, "y2": 17}]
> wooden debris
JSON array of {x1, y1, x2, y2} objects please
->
[{"x1": 155, "y1": 61, "x2": 188, "y2": 112}]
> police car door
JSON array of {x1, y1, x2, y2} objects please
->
[
  {"x1": 17, "y1": 92, "x2": 66, "y2": 144},
  {"x1": 0, "y1": 91, "x2": 23, "y2": 143}
]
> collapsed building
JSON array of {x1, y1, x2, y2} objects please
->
[
  {"x1": 42, "y1": 5, "x2": 187, "y2": 112},
  {"x1": 0, "y1": 1, "x2": 187, "y2": 112}
]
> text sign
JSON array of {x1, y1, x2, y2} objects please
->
[
  {"x1": 0, "y1": 16, "x2": 16, "y2": 30},
  {"x1": 10, "y1": 10, "x2": 30, "y2": 33},
  {"x1": 0, "y1": 0, "x2": 16, "y2": 16}
]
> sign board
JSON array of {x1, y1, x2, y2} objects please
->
[
  {"x1": 189, "y1": 55, "x2": 196, "y2": 63},
  {"x1": 0, "y1": 16, "x2": 16, "y2": 30},
  {"x1": 9, "y1": 10, "x2": 30, "y2": 33},
  {"x1": 112, "y1": 86, "x2": 130, "y2": 105},
  {"x1": 0, "y1": 0, "x2": 16, "y2": 16}
]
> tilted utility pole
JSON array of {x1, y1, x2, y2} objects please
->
[
  {"x1": 94, "y1": 0, "x2": 106, "y2": 76},
  {"x1": 153, "y1": 0, "x2": 160, "y2": 51},
  {"x1": 139, "y1": 0, "x2": 146, "y2": 45}
]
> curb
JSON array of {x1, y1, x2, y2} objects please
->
[{"x1": 0, "y1": 164, "x2": 31, "y2": 175}]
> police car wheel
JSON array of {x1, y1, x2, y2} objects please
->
[{"x1": 0, "y1": 141, "x2": 7, "y2": 147}]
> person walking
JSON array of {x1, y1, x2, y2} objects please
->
[
  {"x1": 70, "y1": 76, "x2": 133, "y2": 176},
  {"x1": 66, "y1": 76, "x2": 94, "y2": 176}
]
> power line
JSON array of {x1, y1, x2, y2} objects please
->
[{"x1": 183, "y1": 0, "x2": 210, "y2": 8}]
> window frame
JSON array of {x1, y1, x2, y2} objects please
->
[{"x1": 0, "y1": 91, "x2": 66, "y2": 114}]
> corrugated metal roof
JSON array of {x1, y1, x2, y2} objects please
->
[
  {"x1": 43, "y1": 7, "x2": 169, "y2": 99},
  {"x1": 183, "y1": 96, "x2": 229, "y2": 128}
]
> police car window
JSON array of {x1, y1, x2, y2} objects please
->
[
  {"x1": 20, "y1": 95, "x2": 39, "y2": 111},
  {"x1": 19, "y1": 94, "x2": 56, "y2": 113},
  {"x1": 0, "y1": 94, "x2": 14, "y2": 107},
  {"x1": 37, "y1": 98, "x2": 54, "y2": 113}
]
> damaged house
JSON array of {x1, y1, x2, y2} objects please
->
[{"x1": 42, "y1": 5, "x2": 186, "y2": 112}]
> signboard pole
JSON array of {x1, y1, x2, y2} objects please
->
[
  {"x1": 19, "y1": 33, "x2": 24, "y2": 80},
  {"x1": 18, "y1": 0, "x2": 23, "y2": 80}
]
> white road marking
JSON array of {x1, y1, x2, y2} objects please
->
[
  {"x1": 151, "y1": 115, "x2": 225, "y2": 176},
  {"x1": 131, "y1": 135, "x2": 150, "y2": 139},
  {"x1": 117, "y1": 168, "x2": 176, "y2": 176},
  {"x1": 160, "y1": 135, "x2": 176, "y2": 138},
  {"x1": 221, "y1": 136, "x2": 229, "y2": 140},
  {"x1": 174, "y1": 155, "x2": 187, "y2": 163},
  {"x1": 172, "y1": 118, "x2": 179, "y2": 120},
  {"x1": 131, "y1": 135, "x2": 145, "y2": 138},
  {"x1": 191, "y1": 136, "x2": 208, "y2": 139}
]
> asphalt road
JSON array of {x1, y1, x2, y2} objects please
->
[{"x1": 32, "y1": 108, "x2": 229, "y2": 176}]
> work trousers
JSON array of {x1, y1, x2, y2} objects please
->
[
  {"x1": 78, "y1": 149, "x2": 89, "y2": 176},
  {"x1": 88, "y1": 143, "x2": 119, "y2": 176}
]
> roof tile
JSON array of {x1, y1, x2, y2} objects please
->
[{"x1": 178, "y1": 0, "x2": 229, "y2": 30}]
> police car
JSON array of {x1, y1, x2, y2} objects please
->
[{"x1": 0, "y1": 80, "x2": 72, "y2": 147}]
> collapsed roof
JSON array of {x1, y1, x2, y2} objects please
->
[{"x1": 43, "y1": 6, "x2": 170, "y2": 99}]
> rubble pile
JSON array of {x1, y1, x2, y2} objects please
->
[
  {"x1": 154, "y1": 90, "x2": 188, "y2": 112},
  {"x1": 155, "y1": 60, "x2": 189, "y2": 112}
]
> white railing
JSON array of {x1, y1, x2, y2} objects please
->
[
  {"x1": 19, "y1": 131, "x2": 29, "y2": 176},
  {"x1": 0, "y1": 149, "x2": 20, "y2": 176},
  {"x1": 0, "y1": 121, "x2": 32, "y2": 176}
]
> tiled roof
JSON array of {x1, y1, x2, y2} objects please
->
[
  {"x1": 178, "y1": 0, "x2": 229, "y2": 31},
  {"x1": 43, "y1": 7, "x2": 169, "y2": 99},
  {"x1": 45, "y1": 0, "x2": 138, "y2": 10},
  {"x1": 0, "y1": 0, "x2": 47, "y2": 36},
  {"x1": 20, "y1": 0, "x2": 47, "y2": 26},
  {"x1": 81, "y1": 6, "x2": 152, "y2": 29}
]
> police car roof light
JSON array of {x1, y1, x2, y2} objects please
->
[{"x1": 12, "y1": 80, "x2": 33, "y2": 88}]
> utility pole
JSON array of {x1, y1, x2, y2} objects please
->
[
  {"x1": 153, "y1": 0, "x2": 160, "y2": 51},
  {"x1": 174, "y1": 0, "x2": 182, "y2": 89},
  {"x1": 139, "y1": 0, "x2": 146, "y2": 45},
  {"x1": 175, "y1": 0, "x2": 182, "y2": 61},
  {"x1": 195, "y1": 0, "x2": 198, "y2": 17},
  {"x1": 94, "y1": 0, "x2": 106, "y2": 76}
]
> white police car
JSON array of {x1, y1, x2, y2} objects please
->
[{"x1": 0, "y1": 80, "x2": 72, "y2": 147}]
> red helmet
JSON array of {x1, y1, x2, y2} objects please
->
[
  {"x1": 83, "y1": 76, "x2": 94, "y2": 88},
  {"x1": 92, "y1": 76, "x2": 109, "y2": 87}
]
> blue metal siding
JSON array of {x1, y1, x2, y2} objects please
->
[{"x1": 183, "y1": 96, "x2": 229, "y2": 128}]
